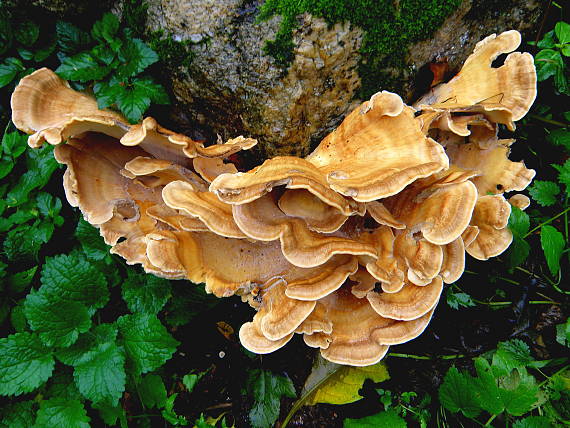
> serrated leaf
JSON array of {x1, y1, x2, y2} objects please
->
[
  {"x1": 8, "y1": 266, "x2": 37, "y2": 293},
  {"x1": 492, "y1": 339, "x2": 534, "y2": 377},
  {"x1": 45, "y1": 372, "x2": 81, "y2": 401},
  {"x1": 91, "y1": 13, "x2": 119, "y2": 43},
  {"x1": 528, "y1": 180, "x2": 560, "y2": 206},
  {"x1": 0, "y1": 158, "x2": 14, "y2": 179},
  {"x1": 3, "y1": 226, "x2": 43, "y2": 262},
  {"x1": 75, "y1": 219, "x2": 110, "y2": 261},
  {"x1": 161, "y1": 393, "x2": 187, "y2": 426},
  {"x1": 472, "y1": 357, "x2": 504, "y2": 414},
  {"x1": 15, "y1": 21, "x2": 39, "y2": 46},
  {"x1": 508, "y1": 206, "x2": 530, "y2": 237},
  {"x1": 33, "y1": 398, "x2": 90, "y2": 428},
  {"x1": 507, "y1": 235, "x2": 530, "y2": 269},
  {"x1": 121, "y1": 271, "x2": 172, "y2": 314},
  {"x1": 0, "y1": 59, "x2": 21, "y2": 87},
  {"x1": 499, "y1": 369, "x2": 539, "y2": 416},
  {"x1": 74, "y1": 341, "x2": 126, "y2": 405},
  {"x1": 117, "y1": 314, "x2": 179, "y2": 375},
  {"x1": 36, "y1": 192, "x2": 62, "y2": 218},
  {"x1": 92, "y1": 401, "x2": 126, "y2": 426},
  {"x1": 40, "y1": 253, "x2": 109, "y2": 310},
  {"x1": 11, "y1": 303, "x2": 27, "y2": 332},
  {"x1": 553, "y1": 159, "x2": 570, "y2": 195},
  {"x1": 540, "y1": 225, "x2": 565, "y2": 276},
  {"x1": 133, "y1": 76, "x2": 169, "y2": 104},
  {"x1": 446, "y1": 289, "x2": 475, "y2": 310},
  {"x1": 116, "y1": 84, "x2": 151, "y2": 123},
  {"x1": 513, "y1": 416, "x2": 554, "y2": 428},
  {"x1": 24, "y1": 290, "x2": 92, "y2": 348},
  {"x1": 93, "y1": 80, "x2": 124, "y2": 109},
  {"x1": 556, "y1": 318, "x2": 570, "y2": 347},
  {"x1": 56, "y1": 21, "x2": 91, "y2": 54},
  {"x1": 0, "y1": 400, "x2": 36, "y2": 428},
  {"x1": 165, "y1": 282, "x2": 220, "y2": 327},
  {"x1": 344, "y1": 409, "x2": 406, "y2": 428},
  {"x1": 439, "y1": 366, "x2": 480, "y2": 418},
  {"x1": 56, "y1": 323, "x2": 118, "y2": 366},
  {"x1": 247, "y1": 369, "x2": 296, "y2": 428},
  {"x1": 0, "y1": 332, "x2": 55, "y2": 396},
  {"x1": 118, "y1": 39, "x2": 159, "y2": 78},
  {"x1": 2, "y1": 130, "x2": 28, "y2": 158},
  {"x1": 56, "y1": 52, "x2": 110, "y2": 82},
  {"x1": 139, "y1": 374, "x2": 167, "y2": 409}
]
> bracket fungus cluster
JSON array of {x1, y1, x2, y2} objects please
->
[{"x1": 11, "y1": 30, "x2": 537, "y2": 366}]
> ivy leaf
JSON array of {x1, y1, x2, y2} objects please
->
[
  {"x1": 75, "y1": 219, "x2": 110, "y2": 261},
  {"x1": 121, "y1": 271, "x2": 172, "y2": 315},
  {"x1": 540, "y1": 225, "x2": 565, "y2": 276},
  {"x1": 133, "y1": 76, "x2": 170, "y2": 104},
  {"x1": 528, "y1": 180, "x2": 560, "y2": 207},
  {"x1": 33, "y1": 398, "x2": 90, "y2": 428},
  {"x1": 115, "y1": 83, "x2": 151, "y2": 123},
  {"x1": 24, "y1": 290, "x2": 92, "y2": 348},
  {"x1": 74, "y1": 342, "x2": 126, "y2": 405},
  {"x1": 552, "y1": 159, "x2": 570, "y2": 196},
  {"x1": 446, "y1": 289, "x2": 475, "y2": 310},
  {"x1": 138, "y1": 374, "x2": 167, "y2": 409},
  {"x1": 91, "y1": 13, "x2": 120, "y2": 43},
  {"x1": 56, "y1": 21, "x2": 91, "y2": 55},
  {"x1": 118, "y1": 39, "x2": 159, "y2": 78},
  {"x1": 439, "y1": 366, "x2": 480, "y2": 418},
  {"x1": 344, "y1": 410, "x2": 406, "y2": 428},
  {"x1": 117, "y1": 314, "x2": 179, "y2": 376},
  {"x1": 246, "y1": 369, "x2": 296, "y2": 428},
  {"x1": 0, "y1": 332, "x2": 55, "y2": 396},
  {"x1": 0, "y1": 401, "x2": 36, "y2": 428},
  {"x1": 56, "y1": 52, "x2": 110, "y2": 82}
]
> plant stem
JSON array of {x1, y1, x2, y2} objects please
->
[
  {"x1": 387, "y1": 353, "x2": 465, "y2": 360},
  {"x1": 484, "y1": 414, "x2": 498, "y2": 426},
  {"x1": 529, "y1": 114, "x2": 568, "y2": 127},
  {"x1": 524, "y1": 207, "x2": 570, "y2": 238}
]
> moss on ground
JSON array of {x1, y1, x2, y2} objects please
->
[{"x1": 257, "y1": 0, "x2": 461, "y2": 97}]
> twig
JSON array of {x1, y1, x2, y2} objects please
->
[{"x1": 524, "y1": 207, "x2": 570, "y2": 238}]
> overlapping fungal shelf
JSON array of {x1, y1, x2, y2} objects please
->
[{"x1": 11, "y1": 30, "x2": 537, "y2": 366}]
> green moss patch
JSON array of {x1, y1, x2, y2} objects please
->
[{"x1": 258, "y1": 0, "x2": 461, "y2": 97}]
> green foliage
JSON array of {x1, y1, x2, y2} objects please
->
[
  {"x1": 246, "y1": 369, "x2": 296, "y2": 428},
  {"x1": 446, "y1": 287, "x2": 476, "y2": 310},
  {"x1": 257, "y1": 0, "x2": 461, "y2": 96},
  {"x1": 34, "y1": 398, "x2": 90, "y2": 428},
  {"x1": 507, "y1": 206, "x2": 531, "y2": 268},
  {"x1": 528, "y1": 180, "x2": 560, "y2": 207},
  {"x1": 344, "y1": 409, "x2": 406, "y2": 428},
  {"x1": 533, "y1": 21, "x2": 570, "y2": 95}
]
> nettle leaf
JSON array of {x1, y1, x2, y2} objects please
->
[
  {"x1": 473, "y1": 357, "x2": 504, "y2": 414},
  {"x1": 0, "y1": 400, "x2": 36, "y2": 428},
  {"x1": 528, "y1": 180, "x2": 560, "y2": 206},
  {"x1": 92, "y1": 401, "x2": 126, "y2": 427},
  {"x1": 117, "y1": 313, "x2": 179, "y2": 375},
  {"x1": 540, "y1": 225, "x2": 565, "y2": 276},
  {"x1": 344, "y1": 409, "x2": 406, "y2": 428},
  {"x1": 555, "y1": 21, "x2": 570, "y2": 45},
  {"x1": 133, "y1": 76, "x2": 170, "y2": 104},
  {"x1": 121, "y1": 271, "x2": 172, "y2": 315},
  {"x1": 492, "y1": 339, "x2": 534, "y2": 377},
  {"x1": 74, "y1": 341, "x2": 126, "y2": 405},
  {"x1": 33, "y1": 398, "x2": 90, "y2": 428},
  {"x1": 116, "y1": 83, "x2": 151, "y2": 123},
  {"x1": 57, "y1": 323, "x2": 118, "y2": 366},
  {"x1": 93, "y1": 80, "x2": 124, "y2": 110},
  {"x1": 553, "y1": 159, "x2": 570, "y2": 196},
  {"x1": 91, "y1": 12, "x2": 120, "y2": 43},
  {"x1": 3, "y1": 226, "x2": 43, "y2": 262},
  {"x1": 439, "y1": 366, "x2": 480, "y2": 418},
  {"x1": 246, "y1": 369, "x2": 296, "y2": 428},
  {"x1": 56, "y1": 52, "x2": 110, "y2": 82},
  {"x1": 45, "y1": 372, "x2": 81, "y2": 401},
  {"x1": 8, "y1": 266, "x2": 38, "y2": 293},
  {"x1": 56, "y1": 21, "x2": 91, "y2": 55},
  {"x1": 513, "y1": 416, "x2": 555, "y2": 428},
  {"x1": 0, "y1": 332, "x2": 55, "y2": 396},
  {"x1": 139, "y1": 374, "x2": 167, "y2": 409},
  {"x1": 498, "y1": 368, "x2": 540, "y2": 416},
  {"x1": 40, "y1": 254, "x2": 109, "y2": 310},
  {"x1": 446, "y1": 289, "x2": 475, "y2": 310},
  {"x1": 75, "y1": 219, "x2": 110, "y2": 261},
  {"x1": 118, "y1": 39, "x2": 159, "y2": 78},
  {"x1": 24, "y1": 290, "x2": 92, "y2": 348}
]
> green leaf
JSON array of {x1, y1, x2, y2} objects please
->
[
  {"x1": 439, "y1": 366, "x2": 480, "y2": 418},
  {"x1": 45, "y1": 372, "x2": 81, "y2": 401},
  {"x1": 133, "y1": 76, "x2": 170, "y2": 104},
  {"x1": 528, "y1": 180, "x2": 560, "y2": 207},
  {"x1": 8, "y1": 266, "x2": 38, "y2": 293},
  {"x1": 556, "y1": 318, "x2": 570, "y2": 347},
  {"x1": 472, "y1": 357, "x2": 504, "y2": 414},
  {"x1": 540, "y1": 225, "x2": 565, "y2": 276},
  {"x1": 56, "y1": 21, "x2": 91, "y2": 54},
  {"x1": 513, "y1": 416, "x2": 554, "y2": 428},
  {"x1": 3, "y1": 226, "x2": 43, "y2": 262},
  {"x1": 91, "y1": 13, "x2": 120, "y2": 43},
  {"x1": 508, "y1": 235, "x2": 530, "y2": 269},
  {"x1": 36, "y1": 192, "x2": 62, "y2": 218},
  {"x1": 11, "y1": 302, "x2": 28, "y2": 332},
  {"x1": 40, "y1": 254, "x2": 109, "y2": 311},
  {"x1": 0, "y1": 332, "x2": 55, "y2": 396},
  {"x1": 74, "y1": 342, "x2": 126, "y2": 405},
  {"x1": 93, "y1": 80, "x2": 124, "y2": 109},
  {"x1": 552, "y1": 159, "x2": 570, "y2": 195},
  {"x1": 2, "y1": 130, "x2": 28, "y2": 158},
  {"x1": 446, "y1": 289, "x2": 475, "y2": 310},
  {"x1": 15, "y1": 21, "x2": 39, "y2": 46},
  {"x1": 0, "y1": 158, "x2": 14, "y2": 179},
  {"x1": 56, "y1": 323, "x2": 118, "y2": 366},
  {"x1": 344, "y1": 410, "x2": 406, "y2": 428},
  {"x1": 56, "y1": 52, "x2": 110, "y2": 82},
  {"x1": 161, "y1": 393, "x2": 187, "y2": 426},
  {"x1": 118, "y1": 39, "x2": 159, "y2": 78},
  {"x1": 165, "y1": 282, "x2": 220, "y2": 327},
  {"x1": 121, "y1": 271, "x2": 172, "y2": 315},
  {"x1": 75, "y1": 219, "x2": 110, "y2": 261},
  {"x1": 117, "y1": 314, "x2": 179, "y2": 375},
  {"x1": 24, "y1": 290, "x2": 92, "y2": 347},
  {"x1": 139, "y1": 374, "x2": 167, "y2": 409},
  {"x1": 18, "y1": 47, "x2": 33, "y2": 61},
  {"x1": 555, "y1": 21, "x2": 570, "y2": 44},
  {"x1": 537, "y1": 30, "x2": 556, "y2": 49},
  {"x1": 182, "y1": 373, "x2": 201, "y2": 393},
  {"x1": 116, "y1": 84, "x2": 151, "y2": 123},
  {"x1": 33, "y1": 398, "x2": 90, "y2": 428},
  {"x1": 492, "y1": 339, "x2": 534, "y2": 377},
  {"x1": 508, "y1": 206, "x2": 530, "y2": 237},
  {"x1": 499, "y1": 369, "x2": 539, "y2": 416},
  {"x1": 247, "y1": 369, "x2": 296, "y2": 428},
  {"x1": 535, "y1": 49, "x2": 563, "y2": 82},
  {"x1": 0, "y1": 401, "x2": 36, "y2": 428},
  {"x1": 34, "y1": 40, "x2": 56, "y2": 62},
  {"x1": 0, "y1": 58, "x2": 22, "y2": 88}
]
